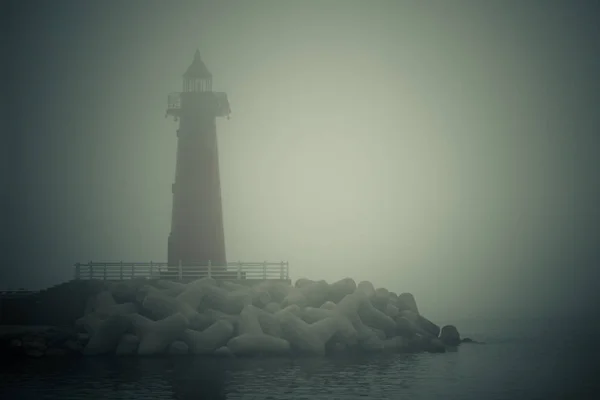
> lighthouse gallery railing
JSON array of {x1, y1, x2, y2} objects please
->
[{"x1": 73, "y1": 261, "x2": 290, "y2": 281}]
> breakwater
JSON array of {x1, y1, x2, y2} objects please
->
[{"x1": 1, "y1": 277, "x2": 468, "y2": 358}]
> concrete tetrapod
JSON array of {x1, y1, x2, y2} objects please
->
[
  {"x1": 251, "y1": 281, "x2": 290, "y2": 304},
  {"x1": 90, "y1": 290, "x2": 138, "y2": 319},
  {"x1": 155, "y1": 280, "x2": 187, "y2": 297},
  {"x1": 356, "y1": 281, "x2": 376, "y2": 298},
  {"x1": 320, "y1": 301, "x2": 337, "y2": 311},
  {"x1": 141, "y1": 287, "x2": 214, "y2": 332},
  {"x1": 220, "y1": 282, "x2": 272, "y2": 308},
  {"x1": 299, "y1": 280, "x2": 330, "y2": 307},
  {"x1": 251, "y1": 306, "x2": 283, "y2": 338},
  {"x1": 237, "y1": 305, "x2": 264, "y2": 335},
  {"x1": 181, "y1": 319, "x2": 235, "y2": 355},
  {"x1": 175, "y1": 283, "x2": 208, "y2": 311},
  {"x1": 327, "y1": 278, "x2": 357, "y2": 303},
  {"x1": 279, "y1": 287, "x2": 307, "y2": 308},
  {"x1": 399, "y1": 310, "x2": 439, "y2": 338},
  {"x1": 219, "y1": 281, "x2": 248, "y2": 292},
  {"x1": 384, "y1": 303, "x2": 400, "y2": 318},
  {"x1": 372, "y1": 288, "x2": 390, "y2": 311},
  {"x1": 201, "y1": 284, "x2": 253, "y2": 315},
  {"x1": 76, "y1": 312, "x2": 105, "y2": 336},
  {"x1": 142, "y1": 289, "x2": 197, "y2": 321},
  {"x1": 275, "y1": 310, "x2": 341, "y2": 356},
  {"x1": 83, "y1": 314, "x2": 132, "y2": 356},
  {"x1": 168, "y1": 340, "x2": 189, "y2": 355},
  {"x1": 263, "y1": 302, "x2": 281, "y2": 314},
  {"x1": 227, "y1": 305, "x2": 289, "y2": 356},
  {"x1": 358, "y1": 297, "x2": 397, "y2": 336},
  {"x1": 115, "y1": 333, "x2": 139, "y2": 356},
  {"x1": 187, "y1": 277, "x2": 218, "y2": 288},
  {"x1": 227, "y1": 334, "x2": 291, "y2": 356},
  {"x1": 277, "y1": 304, "x2": 303, "y2": 318},
  {"x1": 131, "y1": 312, "x2": 189, "y2": 356},
  {"x1": 294, "y1": 278, "x2": 315, "y2": 288},
  {"x1": 397, "y1": 293, "x2": 419, "y2": 314},
  {"x1": 302, "y1": 306, "x2": 358, "y2": 347},
  {"x1": 109, "y1": 279, "x2": 149, "y2": 303},
  {"x1": 281, "y1": 280, "x2": 329, "y2": 308},
  {"x1": 203, "y1": 308, "x2": 239, "y2": 326},
  {"x1": 334, "y1": 292, "x2": 385, "y2": 351}
]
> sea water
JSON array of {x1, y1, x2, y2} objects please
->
[{"x1": 1, "y1": 317, "x2": 596, "y2": 400}]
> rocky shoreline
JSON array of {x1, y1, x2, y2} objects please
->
[{"x1": 1, "y1": 277, "x2": 475, "y2": 358}]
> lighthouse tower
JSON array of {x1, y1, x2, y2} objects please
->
[{"x1": 165, "y1": 50, "x2": 231, "y2": 268}]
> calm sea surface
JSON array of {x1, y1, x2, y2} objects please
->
[{"x1": 1, "y1": 317, "x2": 596, "y2": 400}]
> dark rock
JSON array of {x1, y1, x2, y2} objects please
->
[{"x1": 440, "y1": 325, "x2": 461, "y2": 346}]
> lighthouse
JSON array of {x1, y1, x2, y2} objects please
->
[{"x1": 165, "y1": 50, "x2": 231, "y2": 268}]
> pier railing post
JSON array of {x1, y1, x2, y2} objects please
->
[
  {"x1": 208, "y1": 260, "x2": 212, "y2": 278},
  {"x1": 286, "y1": 261, "x2": 289, "y2": 281},
  {"x1": 89, "y1": 261, "x2": 93, "y2": 280},
  {"x1": 280, "y1": 261, "x2": 284, "y2": 280},
  {"x1": 237, "y1": 261, "x2": 242, "y2": 279},
  {"x1": 178, "y1": 260, "x2": 182, "y2": 281},
  {"x1": 263, "y1": 261, "x2": 267, "y2": 280},
  {"x1": 150, "y1": 261, "x2": 154, "y2": 279},
  {"x1": 119, "y1": 261, "x2": 123, "y2": 280},
  {"x1": 103, "y1": 263, "x2": 107, "y2": 280}
]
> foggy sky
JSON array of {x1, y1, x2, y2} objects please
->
[{"x1": 3, "y1": 0, "x2": 599, "y2": 321}]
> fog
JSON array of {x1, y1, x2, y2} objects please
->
[{"x1": 4, "y1": 0, "x2": 599, "y2": 322}]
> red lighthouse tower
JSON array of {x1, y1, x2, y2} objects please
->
[{"x1": 165, "y1": 50, "x2": 231, "y2": 268}]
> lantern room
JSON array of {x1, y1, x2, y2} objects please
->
[{"x1": 183, "y1": 49, "x2": 213, "y2": 92}]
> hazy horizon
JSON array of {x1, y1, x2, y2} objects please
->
[{"x1": 3, "y1": 0, "x2": 599, "y2": 322}]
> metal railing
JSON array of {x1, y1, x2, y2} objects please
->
[{"x1": 73, "y1": 261, "x2": 290, "y2": 281}]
